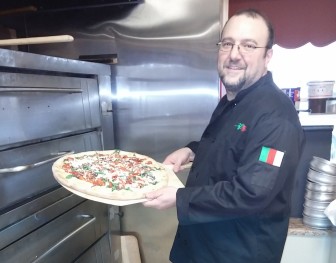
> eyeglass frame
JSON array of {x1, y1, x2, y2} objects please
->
[{"x1": 216, "y1": 41, "x2": 269, "y2": 53}]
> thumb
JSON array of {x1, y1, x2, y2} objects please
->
[{"x1": 172, "y1": 160, "x2": 184, "y2": 173}]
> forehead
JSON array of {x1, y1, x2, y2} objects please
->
[{"x1": 222, "y1": 14, "x2": 269, "y2": 43}]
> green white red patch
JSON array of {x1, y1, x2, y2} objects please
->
[{"x1": 259, "y1": 146, "x2": 284, "y2": 167}]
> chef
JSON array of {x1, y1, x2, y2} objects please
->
[{"x1": 144, "y1": 8, "x2": 304, "y2": 263}]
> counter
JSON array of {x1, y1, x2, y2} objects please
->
[
  {"x1": 282, "y1": 218, "x2": 336, "y2": 263},
  {"x1": 288, "y1": 218, "x2": 333, "y2": 237}
]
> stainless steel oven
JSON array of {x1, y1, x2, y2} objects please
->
[{"x1": 0, "y1": 48, "x2": 121, "y2": 262}]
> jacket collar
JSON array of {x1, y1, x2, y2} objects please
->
[{"x1": 228, "y1": 71, "x2": 273, "y2": 104}]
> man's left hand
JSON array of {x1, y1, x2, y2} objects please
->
[{"x1": 143, "y1": 187, "x2": 178, "y2": 209}]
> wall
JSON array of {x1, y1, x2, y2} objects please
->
[
  {"x1": 269, "y1": 43, "x2": 336, "y2": 104},
  {"x1": 269, "y1": 42, "x2": 336, "y2": 162},
  {"x1": 229, "y1": 0, "x2": 336, "y2": 48}
]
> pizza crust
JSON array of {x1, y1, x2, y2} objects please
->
[{"x1": 52, "y1": 150, "x2": 169, "y2": 200}]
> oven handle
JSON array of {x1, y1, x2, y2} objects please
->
[
  {"x1": 32, "y1": 214, "x2": 96, "y2": 263},
  {"x1": 0, "y1": 151, "x2": 75, "y2": 173},
  {"x1": 0, "y1": 87, "x2": 82, "y2": 93}
]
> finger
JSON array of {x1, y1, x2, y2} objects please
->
[
  {"x1": 145, "y1": 190, "x2": 161, "y2": 200},
  {"x1": 164, "y1": 163, "x2": 182, "y2": 173}
]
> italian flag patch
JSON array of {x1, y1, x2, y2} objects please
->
[{"x1": 259, "y1": 146, "x2": 284, "y2": 167}]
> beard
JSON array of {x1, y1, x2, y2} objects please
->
[{"x1": 220, "y1": 74, "x2": 247, "y2": 94}]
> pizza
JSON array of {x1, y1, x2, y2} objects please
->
[{"x1": 52, "y1": 150, "x2": 169, "y2": 200}]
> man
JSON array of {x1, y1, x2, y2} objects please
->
[{"x1": 144, "y1": 9, "x2": 304, "y2": 263}]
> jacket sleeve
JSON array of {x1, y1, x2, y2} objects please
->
[
  {"x1": 185, "y1": 141, "x2": 199, "y2": 154},
  {"x1": 176, "y1": 115, "x2": 303, "y2": 225}
]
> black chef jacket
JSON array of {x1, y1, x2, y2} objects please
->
[{"x1": 170, "y1": 72, "x2": 304, "y2": 263}]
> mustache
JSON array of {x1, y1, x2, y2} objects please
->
[
  {"x1": 225, "y1": 62, "x2": 246, "y2": 70},
  {"x1": 224, "y1": 56, "x2": 247, "y2": 69}
]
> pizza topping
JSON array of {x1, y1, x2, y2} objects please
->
[{"x1": 61, "y1": 150, "x2": 164, "y2": 191}]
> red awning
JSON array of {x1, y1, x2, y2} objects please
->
[{"x1": 229, "y1": 0, "x2": 336, "y2": 48}]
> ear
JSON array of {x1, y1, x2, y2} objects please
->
[{"x1": 265, "y1": 48, "x2": 273, "y2": 66}]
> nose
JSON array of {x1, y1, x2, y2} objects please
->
[{"x1": 229, "y1": 44, "x2": 242, "y2": 59}]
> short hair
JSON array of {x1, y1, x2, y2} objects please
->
[{"x1": 225, "y1": 8, "x2": 275, "y2": 49}]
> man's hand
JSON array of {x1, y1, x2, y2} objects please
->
[
  {"x1": 163, "y1": 147, "x2": 195, "y2": 173},
  {"x1": 143, "y1": 187, "x2": 178, "y2": 210}
]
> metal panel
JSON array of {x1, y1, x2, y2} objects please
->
[
  {"x1": 111, "y1": 1, "x2": 221, "y2": 262},
  {"x1": 112, "y1": 0, "x2": 220, "y2": 160}
]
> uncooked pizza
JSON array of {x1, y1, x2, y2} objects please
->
[{"x1": 52, "y1": 150, "x2": 169, "y2": 200}]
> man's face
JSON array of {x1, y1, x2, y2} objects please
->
[{"x1": 217, "y1": 14, "x2": 273, "y2": 96}]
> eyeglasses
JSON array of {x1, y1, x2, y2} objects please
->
[{"x1": 216, "y1": 41, "x2": 268, "y2": 53}]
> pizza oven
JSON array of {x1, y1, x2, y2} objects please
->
[{"x1": 0, "y1": 48, "x2": 121, "y2": 262}]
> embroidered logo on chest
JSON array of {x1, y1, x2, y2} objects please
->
[{"x1": 235, "y1": 122, "x2": 247, "y2": 132}]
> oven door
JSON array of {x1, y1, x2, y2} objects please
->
[
  {"x1": 0, "y1": 131, "x2": 102, "y2": 212},
  {"x1": 0, "y1": 199, "x2": 109, "y2": 263},
  {"x1": 0, "y1": 72, "x2": 101, "y2": 149}
]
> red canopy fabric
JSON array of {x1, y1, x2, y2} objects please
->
[{"x1": 229, "y1": 0, "x2": 336, "y2": 48}]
